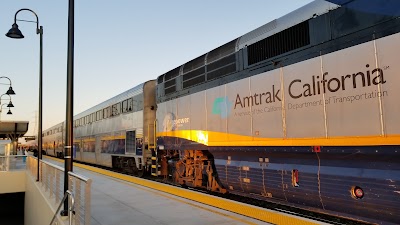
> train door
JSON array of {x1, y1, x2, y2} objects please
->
[{"x1": 125, "y1": 130, "x2": 136, "y2": 155}]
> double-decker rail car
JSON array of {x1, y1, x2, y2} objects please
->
[
  {"x1": 37, "y1": 81, "x2": 156, "y2": 175},
  {"x1": 154, "y1": 0, "x2": 400, "y2": 224},
  {"x1": 42, "y1": 122, "x2": 64, "y2": 157}
]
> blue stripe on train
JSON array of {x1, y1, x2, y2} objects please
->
[{"x1": 214, "y1": 159, "x2": 400, "y2": 180}]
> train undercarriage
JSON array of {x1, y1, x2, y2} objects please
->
[
  {"x1": 111, "y1": 149, "x2": 226, "y2": 194},
  {"x1": 160, "y1": 150, "x2": 226, "y2": 193}
]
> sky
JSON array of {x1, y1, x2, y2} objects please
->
[{"x1": 0, "y1": 0, "x2": 314, "y2": 137}]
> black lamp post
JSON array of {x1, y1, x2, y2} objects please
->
[
  {"x1": 6, "y1": 8, "x2": 43, "y2": 182},
  {"x1": 0, "y1": 76, "x2": 16, "y2": 95},
  {"x1": 61, "y1": 0, "x2": 75, "y2": 216}
]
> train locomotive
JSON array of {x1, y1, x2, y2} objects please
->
[{"x1": 29, "y1": 1, "x2": 400, "y2": 224}]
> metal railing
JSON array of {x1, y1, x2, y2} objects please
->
[
  {"x1": 0, "y1": 155, "x2": 27, "y2": 171},
  {"x1": 50, "y1": 190, "x2": 75, "y2": 225},
  {"x1": 27, "y1": 156, "x2": 92, "y2": 225}
]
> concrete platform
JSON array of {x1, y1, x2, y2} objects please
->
[{"x1": 43, "y1": 157, "x2": 326, "y2": 225}]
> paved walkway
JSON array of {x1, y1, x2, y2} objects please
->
[{"x1": 43, "y1": 157, "x2": 270, "y2": 225}]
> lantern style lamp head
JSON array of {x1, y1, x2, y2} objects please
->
[
  {"x1": 6, "y1": 86, "x2": 15, "y2": 95},
  {"x1": 6, "y1": 23, "x2": 24, "y2": 39},
  {"x1": 7, "y1": 101, "x2": 14, "y2": 108}
]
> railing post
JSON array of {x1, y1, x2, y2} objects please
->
[{"x1": 85, "y1": 179, "x2": 92, "y2": 225}]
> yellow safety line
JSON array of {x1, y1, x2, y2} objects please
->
[{"x1": 46, "y1": 156, "x2": 319, "y2": 225}]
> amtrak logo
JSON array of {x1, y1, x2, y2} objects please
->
[{"x1": 212, "y1": 97, "x2": 232, "y2": 118}]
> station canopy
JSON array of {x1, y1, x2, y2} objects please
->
[{"x1": 0, "y1": 121, "x2": 29, "y2": 140}]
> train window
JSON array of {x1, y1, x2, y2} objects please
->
[
  {"x1": 127, "y1": 98, "x2": 133, "y2": 111},
  {"x1": 96, "y1": 110, "x2": 101, "y2": 120},
  {"x1": 92, "y1": 113, "x2": 95, "y2": 122},
  {"x1": 132, "y1": 96, "x2": 138, "y2": 112},
  {"x1": 112, "y1": 102, "x2": 121, "y2": 116},
  {"x1": 103, "y1": 108, "x2": 107, "y2": 119},
  {"x1": 99, "y1": 110, "x2": 103, "y2": 120},
  {"x1": 122, "y1": 99, "x2": 128, "y2": 113},
  {"x1": 133, "y1": 94, "x2": 143, "y2": 111},
  {"x1": 108, "y1": 107, "x2": 111, "y2": 118},
  {"x1": 103, "y1": 107, "x2": 111, "y2": 119}
]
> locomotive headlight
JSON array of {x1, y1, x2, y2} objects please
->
[
  {"x1": 351, "y1": 186, "x2": 364, "y2": 199},
  {"x1": 158, "y1": 145, "x2": 164, "y2": 150}
]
